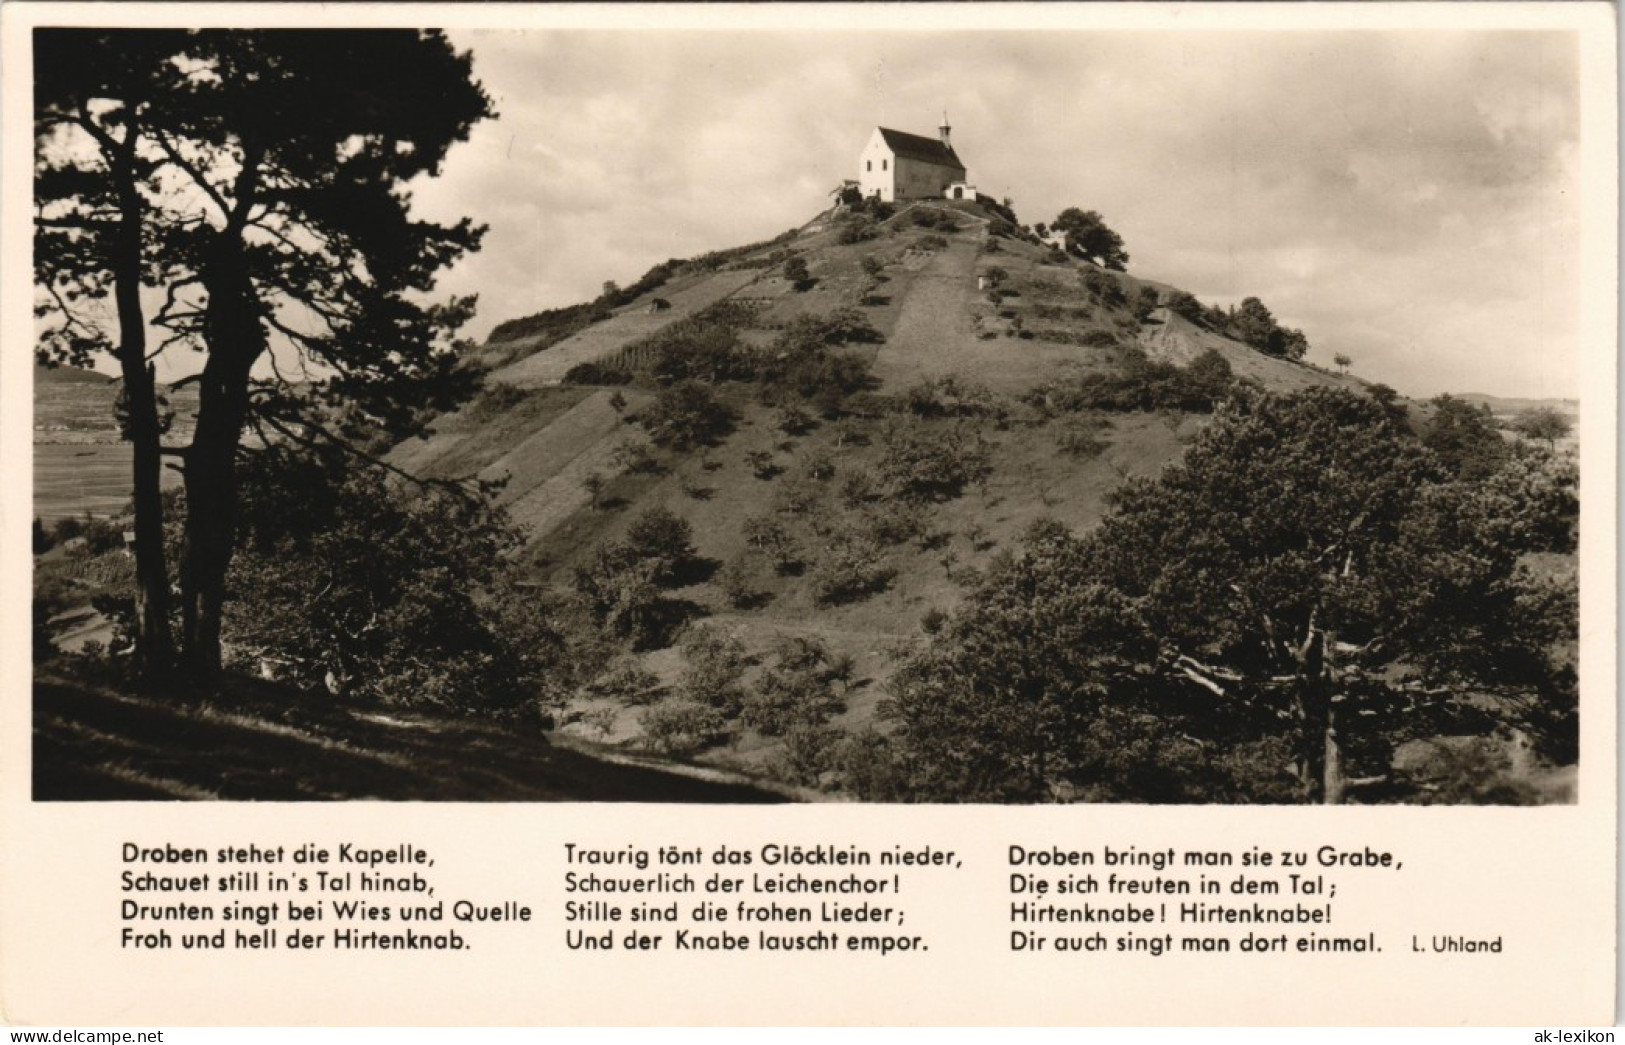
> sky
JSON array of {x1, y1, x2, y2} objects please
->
[{"x1": 397, "y1": 28, "x2": 1576, "y2": 400}]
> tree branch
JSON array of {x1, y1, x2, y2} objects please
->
[
  {"x1": 226, "y1": 141, "x2": 265, "y2": 235},
  {"x1": 1176, "y1": 664, "x2": 1228, "y2": 698},
  {"x1": 41, "y1": 280, "x2": 99, "y2": 343},
  {"x1": 153, "y1": 274, "x2": 206, "y2": 327},
  {"x1": 149, "y1": 129, "x2": 232, "y2": 222},
  {"x1": 1168, "y1": 652, "x2": 1246, "y2": 698},
  {"x1": 72, "y1": 100, "x2": 121, "y2": 157},
  {"x1": 34, "y1": 214, "x2": 120, "y2": 232},
  {"x1": 253, "y1": 408, "x2": 484, "y2": 497}
]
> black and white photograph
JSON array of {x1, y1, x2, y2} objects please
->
[{"x1": 24, "y1": 19, "x2": 1593, "y2": 807}]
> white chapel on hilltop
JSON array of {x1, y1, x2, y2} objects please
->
[{"x1": 857, "y1": 117, "x2": 977, "y2": 203}]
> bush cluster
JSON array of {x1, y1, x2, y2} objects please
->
[
  {"x1": 740, "y1": 636, "x2": 851, "y2": 735},
  {"x1": 573, "y1": 506, "x2": 698, "y2": 648},
  {"x1": 561, "y1": 362, "x2": 632, "y2": 386},
  {"x1": 1031, "y1": 348, "x2": 1236, "y2": 415},
  {"x1": 877, "y1": 422, "x2": 993, "y2": 503}
]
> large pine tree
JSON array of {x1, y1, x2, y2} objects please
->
[{"x1": 34, "y1": 29, "x2": 494, "y2": 682}]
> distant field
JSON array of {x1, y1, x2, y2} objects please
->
[
  {"x1": 33, "y1": 443, "x2": 186, "y2": 523},
  {"x1": 33, "y1": 444, "x2": 176, "y2": 523},
  {"x1": 32, "y1": 370, "x2": 193, "y2": 523}
]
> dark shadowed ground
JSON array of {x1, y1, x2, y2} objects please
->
[{"x1": 33, "y1": 666, "x2": 784, "y2": 803}]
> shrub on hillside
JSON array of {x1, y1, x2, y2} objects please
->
[
  {"x1": 898, "y1": 377, "x2": 1006, "y2": 421},
  {"x1": 1031, "y1": 347, "x2": 1235, "y2": 415},
  {"x1": 1057, "y1": 416, "x2": 1112, "y2": 459},
  {"x1": 677, "y1": 624, "x2": 750, "y2": 715},
  {"x1": 809, "y1": 531, "x2": 894, "y2": 606},
  {"x1": 1511, "y1": 407, "x2": 1573, "y2": 446},
  {"x1": 1079, "y1": 268, "x2": 1126, "y2": 308},
  {"x1": 623, "y1": 506, "x2": 697, "y2": 585},
  {"x1": 641, "y1": 381, "x2": 736, "y2": 449},
  {"x1": 718, "y1": 553, "x2": 770, "y2": 609},
  {"x1": 627, "y1": 301, "x2": 759, "y2": 385},
  {"x1": 862, "y1": 499, "x2": 927, "y2": 547},
  {"x1": 742, "y1": 514, "x2": 800, "y2": 574},
  {"x1": 562, "y1": 361, "x2": 632, "y2": 386},
  {"x1": 639, "y1": 697, "x2": 730, "y2": 755},
  {"x1": 1165, "y1": 290, "x2": 1205, "y2": 325},
  {"x1": 777, "y1": 404, "x2": 816, "y2": 435},
  {"x1": 1223, "y1": 297, "x2": 1310, "y2": 360},
  {"x1": 833, "y1": 728, "x2": 912, "y2": 800},
  {"x1": 837, "y1": 220, "x2": 880, "y2": 245},
  {"x1": 611, "y1": 437, "x2": 661, "y2": 476},
  {"x1": 1051, "y1": 208, "x2": 1130, "y2": 271},
  {"x1": 756, "y1": 311, "x2": 881, "y2": 414},
  {"x1": 573, "y1": 547, "x2": 662, "y2": 647},
  {"x1": 772, "y1": 724, "x2": 845, "y2": 788},
  {"x1": 1422, "y1": 394, "x2": 1509, "y2": 481},
  {"x1": 772, "y1": 475, "x2": 821, "y2": 517},
  {"x1": 740, "y1": 636, "x2": 848, "y2": 736},
  {"x1": 573, "y1": 508, "x2": 697, "y2": 648},
  {"x1": 586, "y1": 658, "x2": 663, "y2": 706},
  {"x1": 877, "y1": 423, "x2": 993, "y2": 503},
  {"x1": 216, "y1": 449, "x2": 561, "y2": 714},
  {"x1": 800, "y1": 450, "x2": 836, "y2": 482},
  {"x1": 1133, "y1": 286, "x2": 1160, "y2": 322},
  {"x1": 461, "y1": 382, "x2": 534, "y2": 424},
  {"x1": 784, "y1": 308, "x2": 884, "y2": 348},
  {"x1": 838, "y1": 467, "x2": 881, "y2": 508}
]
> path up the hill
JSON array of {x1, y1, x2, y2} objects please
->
[{"x1": 870, "y1": 238, "x2": 979, "y2": 389}]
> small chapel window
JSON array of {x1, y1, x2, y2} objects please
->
[
  {"x1": 882, "y1": 159, "x2": 888, "y2": 171},
  {"x1": 866, "y1": 161, "x2": 872, "y2": 172}
]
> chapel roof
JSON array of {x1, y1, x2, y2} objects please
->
[{"x1": 876, "y1": 127, "x2": 965, "y2": 170}]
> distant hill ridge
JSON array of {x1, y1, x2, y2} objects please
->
[{"x1": 35, "y1": 364, "x2": 114, "y2": 386}]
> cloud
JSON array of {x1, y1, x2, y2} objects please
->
[{"x1": 408, "y1": 28, "x2": 1582, "y2": 399}]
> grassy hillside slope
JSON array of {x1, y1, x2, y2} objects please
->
[
  {"x1": 385, "y1": 198, "x2": 1380, "y2": 787},
  {"x1": 31, "y1": 202, "x2": 1576, "y2": 802}
]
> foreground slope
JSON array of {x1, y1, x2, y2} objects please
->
[{"x1": 34, "y1": 665, "x2": 783, "y2": 802}]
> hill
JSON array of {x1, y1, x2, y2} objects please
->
[
  {"x1": 1457, "y1": 393, "x2": 1579, "y2": 422},
  {"x1": 32, "y1": 196, "x2": 1572, "y2": 804},
  {"x1": 385, "y1": 197, "x2": 1381, "y2": 789},
  {"x1": 35, "y1": 363, "x2": 114, "y2": 386}
]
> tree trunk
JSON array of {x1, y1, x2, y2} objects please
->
[
  {"x1": 1293, "y1": 686, "x2": 1327, "y2": 803},
  {"x1": 1292, "y1": 628, "x2": 1332, "y2": 803},
  {"x1": 1291, "y1": 628, "x2": 1348, "y2": 805},
  {"x1": 178, "y1": 408, "x2": 238, "y2": 682},
  {"x1": 121, "y1": 360, "x2": 174, "y2": 681},
  {"x1": 178, "y1": 244, "x2": 263, "y2": 685},
  {"x1": 111, "y1": 141, "x2": 174, "y2": 683},
  {"x1": 1323, "y1": 705, "x2": 1347, "y2": 805}
]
